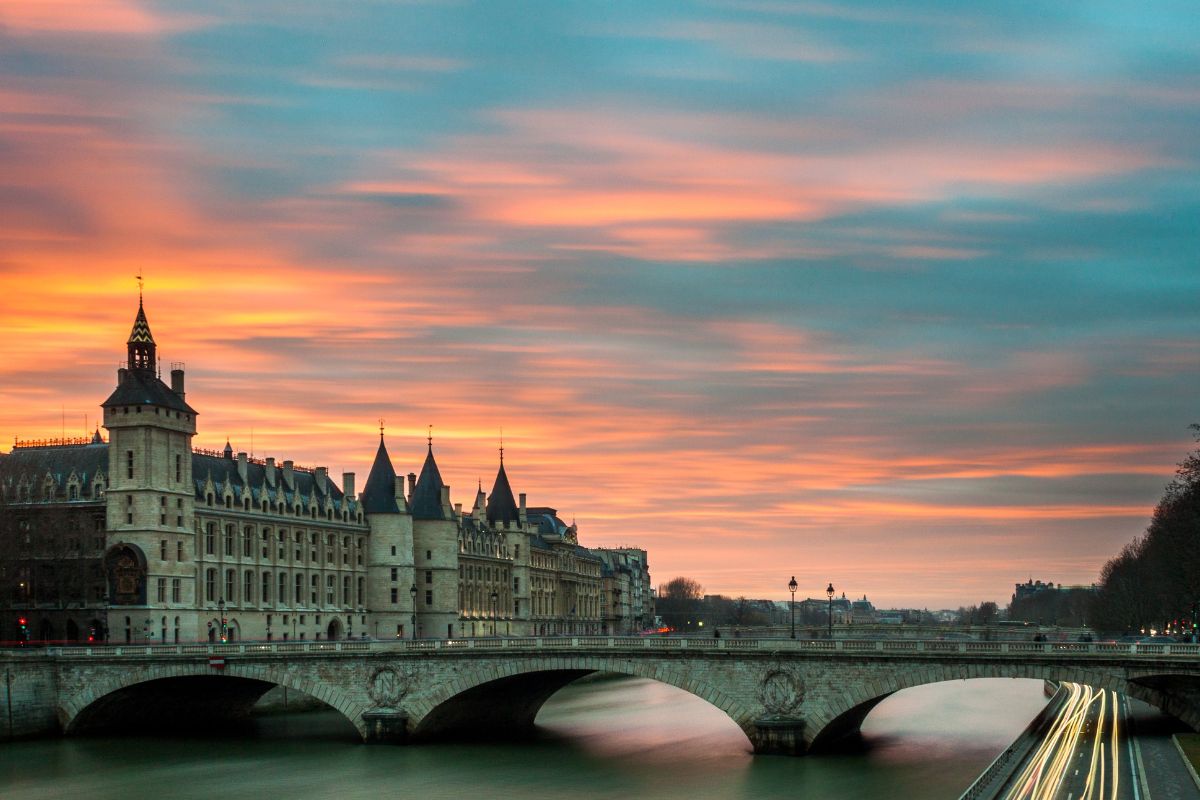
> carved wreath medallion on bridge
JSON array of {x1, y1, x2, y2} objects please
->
[
  {"x1": 367, "y1": 666, "x2": 410, "y2": 708},
  {"x1": 759, "y1": 664, "x2": 804, "y2": 716}
]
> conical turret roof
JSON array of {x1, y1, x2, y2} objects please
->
[
  {"x1": 128, "y1": 301, "x2": 154, "y2": 345},
  {"x1": 410, "y1": 443, "x2": 447, "y2": 520},
  {"x1": 360, "y1": 435, "x2": 400, "y2": 514},
  {"x1": 486, "y1": 454, "x2": 519, "y2": 525}
]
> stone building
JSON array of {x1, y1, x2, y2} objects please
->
[{"x1": 0, "y1": 298, "x2": 649, "y2": 643}]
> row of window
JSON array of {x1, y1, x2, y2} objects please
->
[
  {"x1": 198, "y1": 521, "x2": 365, "y2": 567},
  {"x1": 200, "y1": 568, "x2": 364, "y2": 608},
  {"x1": 203, "y1": 490, "x2": 362, "y2": 524}
]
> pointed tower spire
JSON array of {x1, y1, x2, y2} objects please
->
[
  {"x1": 486, "y1": 444, "x2": 519, "y2": 525},
  {"x1": 127, "y1": 281, "x2": 157, "y2": 374},
  {"x1": 410, "y1": 437, "x2": 448, "y2": 520},
  {"x1": 360, "y1": 432, "x2": 400, "y2": 514}
]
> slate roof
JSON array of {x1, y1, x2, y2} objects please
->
[
  {"x1": 0, "y1": 443, "x2": 109, "y2": 499},
  {"x1": 101, "y1": 368, "x2": 196, "y2": 415},
  {"x1": 410, "y1": 445, "x2": 447, "y2": 520},
  {"x1": 359, "y1": 436, "x2": 400, "y2": 514},
  {"x1": 192, "y1": 452, "x2": 355, "y2": 514},
  {"x1": 486, "y1": 460, "x2": 519, "y2": 525}
]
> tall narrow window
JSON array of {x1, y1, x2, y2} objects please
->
[
  {"x1": 126, "y1": 450, "x2": 134, "y2": 480},
  {"x1": 172, "y1": 578, "x2": 181, "y2": 603},
  {"x1": 262, "y1": 571, "x2": 271, "y2": 603},
  {"x1": 175, "y1": 454, "x2": 181, "y2": 483},
  {"x1": 206, "y1": 568, "x2": 215, "y2": 602}
]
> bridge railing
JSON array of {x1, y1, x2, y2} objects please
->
[{"x1": 15, "y1": 637, "x2": 1200, "y2": 659}]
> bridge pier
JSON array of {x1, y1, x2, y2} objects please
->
[
  {"x1": 362, "y1": 710, "x2": 409, "y2": 744},
  {"x1": 752, "y1": 717, "x2": 807, "y2": 756}
]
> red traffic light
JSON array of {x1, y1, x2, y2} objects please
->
[{"x1": 17, "y1": 617, "x2": 27, "y2": 626}]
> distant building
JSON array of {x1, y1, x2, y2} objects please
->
[
  {"x1": 850, "y1": 595, "x2": 877, "y2": 624},
  {"x1": 1009, "y1": 579, "x2": 1095, "y2": 627}
]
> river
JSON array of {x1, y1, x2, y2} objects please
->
[{"x1": 0, "y1": 675, "x2": 1050, "y2": 799}]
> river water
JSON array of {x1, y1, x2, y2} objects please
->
[{"x1": 1, "y1": 675, "x2": 1048, "y2": 800}]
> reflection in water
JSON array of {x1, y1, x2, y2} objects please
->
[{"x1": 0, "y1": 675, "x2": 1048, "y2": 800}]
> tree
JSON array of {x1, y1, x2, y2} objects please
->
[
  {"x1": 1092, "y1": 425, "x2": 1200, "y2": 634},
  {"x1": 656, "y1": 576, "x2": 704, "y2": 632}
]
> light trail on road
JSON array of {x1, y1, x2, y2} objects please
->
[{"x1": 1001, "y1": 682, "x2": 1134, "y2": 800}]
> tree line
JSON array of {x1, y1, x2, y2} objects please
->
[{"x1": 1090, "y1": 424, "x2": 1200, "y2": 634}]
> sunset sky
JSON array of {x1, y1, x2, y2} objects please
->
[{"x1": 1, "y1": 2, "x2": 1197, "y2": 609}]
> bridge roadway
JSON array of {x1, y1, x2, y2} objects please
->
[{"x1": 4, "y1": 636, "x2": 1200, "y2": 755}]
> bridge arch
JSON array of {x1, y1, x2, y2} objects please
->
[
  {"x1": 59, "y1": 662, "x2": 369, "y2": 738},
  {"x1": 805, "y1": 662, "x2": 1190, "y2": 752},
  {"x1": 407, "y1": 654, "x2": 758, "y2": 744}
]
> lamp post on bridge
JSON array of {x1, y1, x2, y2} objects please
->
[
  {"x1": 491, "y1": 589, "x2": 499, "y2": 637},
  {"x1": 218, "y1": 597, "x2": 227, "y2": 643},
  {"x1": 788, "y1": 576, "x2": 798, "y2": 639},
  {"x1": 410, "y1": 584, "x2": 418, "y2": 640},
  {"x1": 826, "y1": 583, "x2": 835, "y2": 639}
]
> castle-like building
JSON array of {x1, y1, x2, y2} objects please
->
[{"x1": 0, "y1": 299, "x2": 652, "y2": 644}]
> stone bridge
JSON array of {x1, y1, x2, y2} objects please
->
[{"x1": 5, "y1": 637, "x2": 1200, "y2": 755}]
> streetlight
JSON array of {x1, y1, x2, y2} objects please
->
[
  {"x1": 491, "y1": 589, "x2": 499, "y2": 637},
  {"x1": 218, "y1": 597, "x2": 227, "y2": 643},
  {"x1": 826, "y1": 583, "x2": 835, "y2": 639},
  {"x1": 409, "y1": 584, "x2": 418, "y2": 640},
  {"x1": 788, "y1": 576, "x2": 798, "y2": 639}
]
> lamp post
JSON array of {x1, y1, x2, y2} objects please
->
[
  {"x1": 409, "y1": 584, "x2": 418, "y2": 640},
  {"x1": 218, "y1": 597, "x2": 227, "y2": 643},
  {"x1": 491, "y1": 589, "x2": 499, "y2": 637},
  {"x1": 825, "y1": 583, "x2": 835, "y2": 639},
  {"x1": 788, "y1": 576, "x2": 798, "y2": 639}
]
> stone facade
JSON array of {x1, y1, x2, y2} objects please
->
[{"x1": 0, "y1": 299, "x2": 651, "y2": 644}]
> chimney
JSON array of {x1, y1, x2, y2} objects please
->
[
  {"x1": 265, "y1": 457, "x2": 277, "y2": 487},
  {"x1": 342, "y1": 471, "x2": 355, "y2": 499},
  {"x1": 407, "y1": 472, "x2": 416, "y2": 502},
  {"x1": 454, "y1": 502, "x2": 462, "y2": 519},
  {"x1": 440, "y1": 485, "x2": 452, "y2": 517},
  {"x1": 394, "y1": 476, "x2": 408, "y2": 513},
  {"x1": 283, "y1": 460, "x2": 294, "y2": 489},
  {"x1": 315, "y1": 466, "x2": 328, "y2": 493},
  {"x1": 170, "y1": 368, "x2": 185, "y2": 399},
  {"x1": 117, "y1": 367, "x2": 128, "y2": 386},
  {"x1": 519, "y1": 492, "x2": 527, "y2": 526},
  {"x1": 237, "y1": 452, "x2": 248, "y2": 482}
]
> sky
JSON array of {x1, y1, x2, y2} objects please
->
[{"x1": 0, "y1": 1, "x2": 1197, "y2": 609}]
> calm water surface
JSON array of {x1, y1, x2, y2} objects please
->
[{"x1": 0, "y1": 676, "x2": 1047, "y2": 800}]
